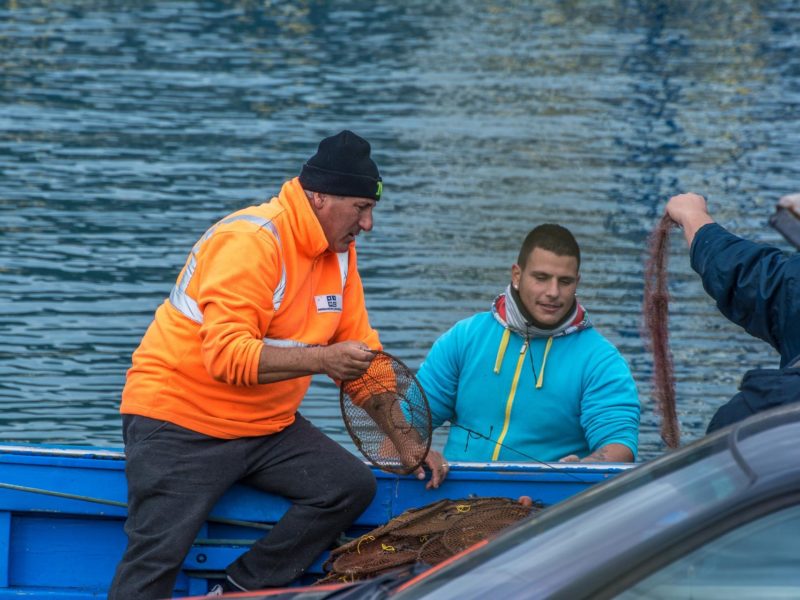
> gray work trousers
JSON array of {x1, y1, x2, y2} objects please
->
[{"x1": 108, "y1": 413, "x2": 376, "y2": 599}]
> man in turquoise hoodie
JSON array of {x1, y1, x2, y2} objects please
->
[{"x1": 417, "y1": 224, "x2": 640, "y2": 464}]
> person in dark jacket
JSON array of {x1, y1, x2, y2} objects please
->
[{"x1": 665, "y1": 192, "x2": 800, "y2": 433}]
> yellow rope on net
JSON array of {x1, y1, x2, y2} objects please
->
[{"x1": 356, "y1": 535, "x2": 375, "y2": 554}]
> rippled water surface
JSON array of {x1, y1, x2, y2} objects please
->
[{"x1": 2, "y1": 1, "x2": 800, "y2": 461}]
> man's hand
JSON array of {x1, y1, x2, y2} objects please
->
[
  {"x1": 414, "y1": 449, "x2": 448, "y2": 490},
  {"x1": 778, "y1": 193, "x2": 800, "y2": 217},
  {"x1": 379, "y1": 440, "x2": 448, "y2": 489},
  {"x1": 664, "y1": 192, "x2": 715, "y2": 247},
  {"x1": 318, "y1": 342, "x2": 374, "y2": 381}
]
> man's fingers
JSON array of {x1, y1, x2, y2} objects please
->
[
  {"x1": 329, "y1": 342, "x2": 375, "y2": 380},
  {"x1": 336, "y1": 350, "x2": 374, "y2": 380},
  {"x1": 423, "y1": 455, "x2": 449, "y2": 490},
  {"x1": 427, "y1": 467, "x2": 446, "y2": 490},
  {"x1": 346, "y1": 342, "x2": 374, "y2": 360},
  {"x1": 426, "y1": 468, "x2": 439, "y2": 489}
]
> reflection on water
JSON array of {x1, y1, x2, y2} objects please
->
[{"x1": 1, "y1": 1, "x2": 799, "y2": 461}]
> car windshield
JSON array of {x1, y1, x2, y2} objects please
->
[
  {"x1": 399, "y1": 428, "x2": 752, "y2": 599},
  {"x1": 616, "y1": 503, "x2": 800, "y2": 598}
]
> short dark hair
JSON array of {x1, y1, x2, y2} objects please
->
[{"x1": 517, "y1": 224, "x2": 581, "y2": 269}]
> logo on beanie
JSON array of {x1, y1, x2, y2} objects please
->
[{"x1": 299, "y1": 130, "x2": 382, "y2": 200}]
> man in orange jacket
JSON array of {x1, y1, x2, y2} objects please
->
[{"x1": 109, "y1": 131, "x2": 444, "y2": 599}]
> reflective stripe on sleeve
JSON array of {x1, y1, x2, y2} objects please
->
[
  {"x1": 168, "y1": 214, "x2": 286, "y2": 324},
  {"x1": 263, "y1": 338, "x2": 313, "y2": 348}
]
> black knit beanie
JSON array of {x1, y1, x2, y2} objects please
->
[{"x1": 299, "y1": 130, "x2": 383, "y2": 200}]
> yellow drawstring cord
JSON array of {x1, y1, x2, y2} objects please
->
[
  {"x1": 494, "y1": 328, "x2": 511, "y2": 373},
  {"x1": 536, "y1": 336, "x2": 553, "y2": 389}
]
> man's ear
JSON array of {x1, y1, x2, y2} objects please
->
[
  {"x1": 511, "y1": 264, "x2": 521, "y2": 290},
  {"x1": 311, "y1": 192, "x2": 326, "y2": 210}
]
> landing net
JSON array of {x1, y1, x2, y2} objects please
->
[
  {"x1": 643, "y1": 214, "x2": 680, "y2": 448},
  {"x1": 340, "y1": 351, "x2": 432, "y2": 474}
]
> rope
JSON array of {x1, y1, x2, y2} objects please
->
[
  {"x1": 356, "y1": 535, "x2": 375, "y2": 554},
  {"x1": 450, "y1": 422, "x2": 596, "y2": 484}
]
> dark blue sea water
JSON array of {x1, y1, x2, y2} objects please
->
[{"x1": 2, "y1": 1, "x2": 799, "y2": 461}]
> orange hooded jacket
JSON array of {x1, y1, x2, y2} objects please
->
[{"x1": 120, "y1": 178, "x2": 381, "y2": 438}]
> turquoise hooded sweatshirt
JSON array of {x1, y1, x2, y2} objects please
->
[{"x1": 416, "y1": 293, "x2": 640, "y2": 462}]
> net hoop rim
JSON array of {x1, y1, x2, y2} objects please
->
[{"x1": 339, "y1": 350, "x2": 433, "y2": 475}]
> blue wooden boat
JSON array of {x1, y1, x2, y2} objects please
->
[{"x1": 0, "y1": 444, "x2": 631, "y2": 598}]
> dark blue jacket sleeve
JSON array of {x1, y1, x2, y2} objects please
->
[{"x1": 690, "y1": 223, "x2": 800, "y2": 367}]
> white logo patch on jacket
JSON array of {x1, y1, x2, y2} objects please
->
[{"x1": 315, "y1": 294, "x2": 343, "y2": 313}]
